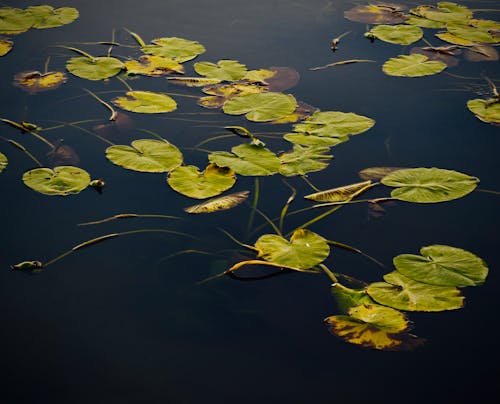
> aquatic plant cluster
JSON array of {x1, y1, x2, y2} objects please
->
[{"x1": 0, "y1": 2, "x2": 497, "y2": 350}]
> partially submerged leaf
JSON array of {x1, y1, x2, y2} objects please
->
[
  {"x1": 184, "y1": 190, "x2": 249, "y2": 214},
  {"x1": 435, "y1": 31, "x2": 476, "y2": 46},
  {"x1": 467, "y1": 98, "x2": 500, "y2": 124},
  {"x1": 264, "y1": 66, "x2": 300, "y2": 92},
  {"x1": 243, "y1": 68, "x2": 276, "y2": 84},
  {"x1": 358, "y1": 166, "x2": 404, "y2": 180},
  {"x1": 194, "y1": 59, "x2": 247, "y2": 81},
  {"x1": 198, "y1": 82, "x2": 266, "y2": 108},
  {"x1": 223, "y1": 92, "x2": 297, "y2": 122},
  {"x1": 447, "y1": 21, "x2": 500, "y2": 44},
  {"x1": 0, "y1": 7, "x2": 35, "y2": 35},
  {"x1": 305, "y1": 180, "x2": 372, "y2": 202},
  {"x1": 410, "y1": 46, "x2": 460, "y2": 67},
  {"x1": 393, "y1": 245, "x2": 488, "y2": 287},
  {"x1": 283, "y1": 133, "x2": 348, "y2": 147},
  {"x1": 46, "y1": 142, "x2": 80, "y2": 167},
  {"x1": 382, "y1": 54, "x2": 447, "y2": 77},
  {"x1": 278, "y1": 144, "x2": 333, "y2": 176},
  {"x1": 367, "y1": 24, "x2": 423, "y2": 45},
  {"x1": 66, "y1": 56, "x2": 124, "y2": 81},
  {"x1": 105, "y1": 139, "x2": 183, "y2": 172},
  {"x1": 124, "y1": 55, "x2": 184, "y2": 76},
  {"x1": 27, "y1": 5, "x2": 79, "y2": 29},
  {"x1": 13, "y1": 70, "x2": 67, "y2": 93},
  {"x1": 381, "y1": 167, "x2": 479, "y2": 203},
  {"x1": 404, "y1": 15, "x2": 446, "y2": 29},
  {"x1": 167, "y1": 163, "x2": 236, "y2": 199},
  {"x1": 0, "y1": 151, "x2": 7, "y2": 173},
  {"x1": 367, "y1": 271, "x2": 464, "y2": 312},
  {"x1": 22, "y1": 166, "x2": 91, "y2": 196},
  {"x1": 330, "y1": 283, "x2": 374, "y2": 314},
  {"x1": 0, "y1": 37, "x2": 13, "y2": 56},
  {"x1": 344, "y1": 3, "x2": 407, "y2": 25},
  {"x1": 141, "y1": 37, "x2": 205, "y2": 62},
  {"x1": 112, "y1": 91, "x2": 177, "y2": 113},
  {"x1": 463, "y1": 44, "x2": 498, "y2": 62}
]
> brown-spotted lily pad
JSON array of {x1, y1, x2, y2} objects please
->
[
  {"x1": 124, "y1": 55, "x2": 184, "y2": 76},
  {"x1": 344, "y1": 3, "x2": 407, "y2": 25},
  {"x1": 13, "y1": 70, "x2": 67, "y2": 93},
  {"x1": 410, "y1": 46, "x2": 460, "y2": 68}
]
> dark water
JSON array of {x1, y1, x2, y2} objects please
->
[{"x1": 1, "y1": 0, "x2": 499, "y2": 403}]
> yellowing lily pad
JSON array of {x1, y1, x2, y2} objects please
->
[
  {"x1": 198, "y1": 82, "x2": 266, "y2": 109},
  {"x1": 447, "y1": 22, "x2": 500, "y2": 44},
  {"x1": 26, "y1": 5, "x2": 79, "y2": 29},
  {"x1": 382, "y1": 54, "x2": 447, "y2": 77},
  {"x1": 413, "y1": 2, "x2": 472, "y2": 24},
  {"x1": 293, "y1": 110, "x2": 375, "y2": 138},
  {"x1": 435, "y1": 31, "x2": 476, "y2": 46},
  {"x1": 344, "y1": 3, "x2": 407, "y2": 25},
  {"x1": 358, "y1": 166, "x2": 405, "y2": 180},
  {"x1": 393, "y1": 245, "x2": 488, "y2": 287},
  {"x1": 13, "y1": 70, "x2": 67, "y2": 93},
  {"x1": 166, "y1": 77, "x2": 221, "y2": 87},
  {"x1": 194, "y1": 59, "x2": 247, "y2": 81},
  {"x1": 243, "y1": 68, "x2": 276, "y2": 84},
  {"x1": 0, "y1": 151, "x2": 7, "y2": 173},
  {"x1": 124, "y1": 55, "x2": 184, "y2": 76},
  {"x1": 0, "y1": 7, "x2": 35, "y2": 35},
  {"x1": 209, "y1": 144, "x2": 280, "y2": 176},
  {"x1": 22, "y1": 166, "x2": 90, "y2": 196},
  {"x1": 404, "y1": 15, "x2": 446, "y2": 29},
  {"x1": 278, "y1": 145, "x2": 333, "y2": 176},
  {"x1": 223, "y1": 92, "x2": 297, "y2": 122},
  {"x1": 184, "y1": 190, "x2": 249, "y2": 214},
  {"x1": 141, "y1": 37, "x2": 205, "y2": 62},
  {"x1": 105, "y1": 139, "x2": 183, "y2": 172},
  {"x1": 0, "y1": 37, "x2": 13, "y2": 56},
  {"x1": 305, "y1": 180, "x2": 372, "y2": 202},
  {"x1": 368, "y1": 24, "x2": 423, "y2": 45},
  {"x1": 112, "y1": 91, "x2": 177, "y2": 113},
  {"x1": 381, "y1": 167, "x2": 479, "y2": 203},
  {"x1": 167, "y1": 163, "x2": 236, "y2": 199},
  {"x1": 66, "y1": 56, "x2": 124, "y2": 80},
  {"x1": 467, "y1": 98, "x2": 500, "y2": 124}
]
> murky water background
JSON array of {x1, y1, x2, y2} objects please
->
[{"x1": 1, "y1": 0, "x2": 499, "y2": 402}]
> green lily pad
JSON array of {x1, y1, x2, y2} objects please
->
[
  {"x1": 27, "y1": 5, "x2": 79, "y2": 29},
  {"x1": 413, "y1": 2, "x2": 472, "y2": 24},
  {"x1": 344, "y1": 4, "x2": 407, "y2": 25},
  {"x1": 167, "y1": 163, "x2": 236, "y2": 199},
  {"x1": 112, "y1": 91, "x2": 177, "y2": 113},
  {"x1": 283, "y1": 133, "x2": 349, "y2": 147},
  {"x1": 435, "y1": 31, "x2": 476, "y2": 46},
  {"x1": 0, "y1": 151, "x2": 7, "y2": 173},
  {"x1": 194, "y1": 59, "x2": 247, "y2": 81},
  {"x1": 22, "y1": 166, "x2": 90, "y2": 196},
  {"x1": 243, "y1": 68, "x2": 276, "y2": 84},
  {"x1": 368, "y1": 25, "x2": 423, "y2": 45},
  {"x1": 293, "y1": 110, "x2": 375, "y2": 138},
  {"x1": 382, "y1": 54, "x2": 447, "y2": 77},
  {"x1": 404, "y1": 15, "x2": 446, "y2": 29},
  {"x1": 367, "y1": 271, "x2": 464, "y2": 312},
  {"x1": 124, "y1": 55, "x2": 184, "y2": 76},
  {"x1": 66, "y1": 56, "x2": 124, "y2": 81},
  {"x1": 255, "y1": 229, "x2": 330, "y2": 269},
  {"x1": 358, "y1": 166, "x2": 405, "y2": 180},
  {"x1": 447, "y1": 21, "x2": 500, "y2": 44},
  {"x1": 0, "y1": 37, "x2": 13, "y2": 56},
  {"x1": 467, "y1": 98, "x2": 500, "y2": 124},
  {"x1": 394, "y1": 245, "x2": 488, "y2": 287},
  {"x1": 223, "y1": 92, "x2": 297, "y2": 122},
  {"x1": 142, "y1": 37, "x2": 205, "y2": 62},
  {"x1": 0, "y1": 7, "x2": 35, "y2": 34},
  {"x1": 105, "y1": 139, "x2": 183, "y2": 173},
  {"x1": 278, "y1": 145, "x2": 333, "y2": 176},
  {"x1": 198, "y1": 82, "x2": 266, "y2": 108},
  {"x1": 330, "y1": 283, "x2": 374, "y2": 314},
  {"x1": 381, "y1": 167, "x2": 479, "y2": 203},
  {"x1": 208, "y1": 144, "x2": 280, "y2": 176}
]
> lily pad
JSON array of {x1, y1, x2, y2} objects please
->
[
  {"x1": 393, "y1": 245, "x2": 488, "y2": 287},
  {"x1": 13, "y1": 70, "x2": 67, "y2": 94},
  {"x1": 283, "y1": 133, "x2": 348, "y2": 147},
  {"x1": 0, "y1": 37, "x2": 13, "y2": 56},
  {"x1": 447, "y1": 21, "x2": 500, "y2": 44},
  {"x1": 0, "y1": 8, "x2": 35, "y2": 35},
  {"x1": 66, "y1": 56, "x2": 124, "y2": 81},
  {"x1": 209, "y1": 144, "x2": 280, "y2": 176},
  {"x1": 368, "y1": 24, "x2": 423, "y2": 45},
  {"x1": 223, "y1": 92, "x2": 297, "y2": 122},
  {"x1": 413, "y1": 2, "x2": 472, "y2": 24},
  {"x1": 293, "y1": 110, "x2": 375, "y2": 138},
  {"x1": 404, "y1": 15, "x2": 446, "y2": 29},
  {"x1": 184, "y1": 190, "x2": 249, "y2": 214},
  {"x1": 22, "y1": 166, "x2": 90, "y2": 196},
  {"x1": 278, "y1": 145, "x2": 333, "y2": 177},
  {"x1": 381, "y1": 167, "x2": 479, "y2": 203},
  {"x1": 263, "y1": 66, "x2": 300, "y2": 92},
  {"x1": 105, "y1": 139, "x2": 183, "y2": 173},
  {"x1": 410, "y1": 46, "x2": 460, "y2": 68},
  {"x1": 330, "y1": 283, "x2": 374, "y2": 314},
  {"x1": 243, "y1": 68, "x2": 276, "y2": 84},
  {"x1": 124, "y1": 55, "x2": 184, "y2": 76},
  {"x1": 358, "y1": 166, "x2": 405, "y2": 180},
  {"x1": 305, "y1": 180, "x2": 372, "y2": 202},
  {"x1": 344, "y1": 3, "x2": 407, "y2": 25},
  {"x1": 464, "y1": 45, "x2": 498, "y2": 62},
  {"x1": 255, "y1": 229, "x2": 330, "y2": 269},
  {"x1": 112, "y1": 91, "x2": 177, "y2": 113},
  {"x1": 167, "y1": 163, "x2": 236, "y2": 199},
  {"x1": 0, "y1": 151, "x2": 7, "y2": 173},
  {"x1": 198, "y1": 82, "x2": 266, "y2": 109},
  {"x1": 367, "y1": 271, "x2": 464, "y2": 312},
  {"x1": 27, "y1": 5, "x2": 79, "y2": 29},
  {"x1": 166, "y1": 77, "x2": 221, "y2": 87},
  {"x1": 435, "y1": 31, "x2": 476, "y2": 46},
  {"x1": 194, "y1": 59, "x2": 247, "y2": 81},
  {"x1": 467, "y1": 98, "x2": 500, "y2": 124},
  {"x1": 382, "y1": 54, "x2": 447, "y2": 77},
  {"x1": 141, "y1": 37, "x2": 205, "y2": 62}
]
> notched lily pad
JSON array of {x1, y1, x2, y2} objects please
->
[
  {"x1": 124, "y1": 55, "x2": 184, "y2": 76},
  {"x1": 0, "y1": 37, "x2": 13, "y2": 56},
  {"x1": 105, "y1": 139, "x2": 183, "y2": 172},
  {"x1": 278, "y1": 145, "x2": 333, "y2": 176},
  {"x1": 0, "y1": 151, "x2": 7, "y2": 173},
  {"x1": 27, "y1": 5, "x2": 79, "y2": 29},
  {"x1": 293, "y1": 110, "x2": 375, "y2": 138},
  {"x1": 167, "y1": 163, "x2": 236, "y2": 199},
  {"x1": 141, "y1": 37, "x2": 205, "y2": 62},
  {"x1": 413, "y1": 2, "x2": 472, "y2": 24},
  {"x1": 22, "y1": 166, "x2": 90, "y2": 196},
  {"x1": 344, "y1": 3, "x2": 407, "y2": 25},
  {"x1": 467, "y1": 98, "x2": 500, "y2": 124},
  {"x1": 184, "y1": 190, "x2": 249, "y2": 214},
  {"x1": 0, "y1": 7, "x2": 35, "y2": 34},
  {"x1": 13, "y1": 70, "x2": 67, "y2": 93},
  {"x1": 383, "y1": 54, "x2": 447, "y2": 77},
  {"x1": 112, "y1": 91, "x2": 177, "y2": 113},
  {"x1": 194, "y1": 59, "x2": 247, "y2": 81},
  {"x1": 367, "y1": 24, "x2": 423, "y2": 45},
  {"x1": 66, "y1": 56, "x2": 124, "y2": 81},
  {"x1": 223, "y1": 92, "x2": 297, "y2": 122}
]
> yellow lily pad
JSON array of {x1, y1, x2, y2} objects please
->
[{"x1": 13, "y1": 70, "x2": 67, "y2": 93}]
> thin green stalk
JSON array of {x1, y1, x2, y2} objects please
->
[
  {"x1": 1, "y1": 118, "x2": 54, "y2": 148},
  {"x1": 60, "y1": 46, "x2": 95, "y2": 60},
  {"x1": 44, "y1": 56, "x2": 51, "y2": 74},
  {"x1": 83, "y1": 88, "x2": 117, "y2": 121},
  {"x1": 326, "y1": 240, "x2": 384, "y2": 268},
  {"x1": 253, "y1": 207, "x2": 282, "y2": 236},
  {"x1": 279, "y1": 181, "x2": 296, "y2": 233},
  {"x1": 125, "y1": 28, "x2": 146, "y2": 47},
  {"x1": 476, "y1": 188, "x2": 500, "y2": 195},
  {"x1": 287, "y1": 205, "x2": 343, "y2": 237},
  {"x1": 301, "y1": 175, "x2": 321, "y2": 192},
  {"x1": 312, "y1": 197, "x2": 394, "y2": 209},
  {"x1": 2, "y1": 137, "x2": 42, "y2": 166},
  {"x1": 319, "y1": 264, "x2": 338, "y2": 284},
  {"x1": 116, "y1": 75, "x2": 133, "y2": 91},
  {"x1": 107, "y1": 29, "x2": 116, "y2": 57},
  {"x1": 219, "y1": 228, "x2": 258, "y2": 252},
  {"x1": 139, "y1": 128, "x2": 168, "y2": 142},
  {"x1": 41, "y1": 119, "x2": 102, "y2": 131},
  {"x1": 78, "y1": 213, "x2": 181, "y2": 226},
  {"x1": 67, "y1": 122, "x2": 115, "y2": 146},
  {"x1": 246, "y1": 178, "x2": 260, "y2": 235},
  {"x1": 195, "y1": 134, "x2": 234, "y2": 148}
]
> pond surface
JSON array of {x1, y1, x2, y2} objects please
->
[{"x1": 0, "y1": 0, "x2": 499, "y2": 403}]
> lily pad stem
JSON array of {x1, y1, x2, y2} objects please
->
[
  {"x1": 83, "y1": 88, "x2": 117, "y2": 121},
  {"x1": 246, "y1": 178, "x2": 259, "y2": 235},
  {"x1": 279, "y1": 180, "x2": 297, "y2": 233},
  {"x1": 1, "y1": 137, "x2": 42, "y2": 167},
  {"x1": 319, "y1": 264, "x2": 338, "y2": 284}
]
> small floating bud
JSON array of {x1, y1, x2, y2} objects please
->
[
  {"x1": 11, "y1": 260, "x2": 43, "y2": 271},
  {"x1": 225, "y1": 125, "x2": 252, "y2": 138},
  {"x1": 364, "y1": 32, "x2": 376, "y2": 43},
  {"x1": 90, "y1": 178, "x2": 105, "y2": 189},
  {"x1": 21, "y1": 121, "x2": 42, "y2": 131}
]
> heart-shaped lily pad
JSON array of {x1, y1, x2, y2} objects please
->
[
  {"x1": 382, "y1": 54, "x2": 447, "y2": 77},
  {"x1": 0, "y1": 151, "x2": 7, "y2": 173},
  {"x1": 112, "y1": 91, "x2": 177, "y2": 113},
  {"x1": 293, "y1": 111, "x2": 375, "y2": 138},
  {"x1": 22, "y1": 166, "x2": 91, "y2": 196},
  {"x1": 255, "y1": 229, "x2": 330, "y2": 269},
  {"x1": 13, "y1": 70, "x2": 67, "y2": 93},
  {"x1": 141, "y1": 37, "x2": 205, "y2": 62},
  {"x1": 413, "y1": 2, "x2": 472, "y2": 24},
  {"x1": 223, "y1": 92, "x2": 297, "y2": 122},
  {"x1": 106, "y1": 139, "x2": 183, "y2": 172},
  {"x1": 467, "y1": 98, "x2": 500, "y2": 124},
  {"x1": 66, "y1": 56, "x2": 124, "y2": 81},
  {"x1": 167, "y1": 163, "x2": 236, "y2": 199},
  {"x1": 194, "y1": 59, "x2": 247, "y2": 81},
  {"x1": 393, "y1": 245, "x2": 488, "y2": 287},
  {"x1": 209, "y1": 144, "x2": 280, "y2": 176},
  {"x1": 0, "y1": 7, "x2": 35, "y2": 34},
  {"x1": 344, "y1": 4, "x2": 407, "y2": 25},
  {"x1": 368, "y1": 24, "x2": 423, "y2": 45},
  {"x1": 278, "y1": 144, "x2": 333, "y2": 177},
  {"x1": 27, "y1": 5, "x2": 79, "y2": 29}
]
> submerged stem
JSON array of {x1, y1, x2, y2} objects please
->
[
  {"x1": 78, "y1": 213, "x2": 181, "y2": 226},
  {"x1": 246, "y1": 178, "x2": 260, "y2": 236},
  {"x1": 326, "y1": 240, "x2": 384, "y2": 268},
  {"x1": 0, "y1": 118, "x2": 54, "y2": 148},
  {"x1": 83, "y1": 88, "x2": 117, "y2": 121},
  {"x1": 279, "y1": 180, "x2": 297, "y2": 233},
  {"x1": 1, "y1": 137, "x2": 42, "y2": 167}
]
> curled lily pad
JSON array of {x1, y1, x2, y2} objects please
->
[
  {"x1": 0, "y1": 151, "x2": 7, "y2": 173},
  {"x1": 22, "y1": 166, "x2": 90, "y2": 196},
  {"x1": 305, "y1": 180, "x2": 372, "y2": 202},
  {"x1": 278, "y1": 145, "x2": 332, "y2": 177},
  {"x1": 0, "y1": 8, "x2": 35, "y2": 35},
  {"x1": 27, "y1": 5, "x2": 79, "y2": 29},
  {"x1": 66, "y1": 56, "x2": 123, "y2": 81},
  {"x1": 112, "y1": 91, "x2": 177, "y2": 113},
  {"x1": 167, "y1": 163, "x2": 236, "y2": 199},
  {"x1": 467, "y1": 98, "x2": 500, "y2": 124},
  {"x1": 255, "y1": 229, "x2": 330, "y2": 270},
  {"x1": 367, "y1": 271, "x2": 464, "y2": 312},
  {"x1": 367, "y1": 24, "x2": 423, "y2": 45},
  {"x1": 394, "y1": 245, "x2": 488, "y2": 287},
  {"x1": 141, "y1": 37, "x2": 205, "y2": 62},
  {"x1": 344, "y1": 3, "x2": 406, "y2": 25},
  {"x1": 124, "y1": 55, "x2": 184, "y2": 76},
  {"x1": 293, "y1": 110, "x2": 375, "y2": 138},
  {"x1": 223, "y1": 92, "x2": 297, "y2": 122},
  {"x1": 166, "y1": 77, "x2": 221, "y2": 87},
  {"x1": 105, "y1": 139, "x2": 183, "y2": 173},
  {"x1": 194, "y1": 59, "x2": 247, "y2": 81},
  {"x1": 13, "y1": 70, "x2": 67, "y2": 93},
  {"x1": 381, "y1": 167, "x2": 479, "y2": 203},
  {"x1": 0, "y1": 37, "x2": 13, "y2": 56},
  {"x1": 330, "y1": 283, "x2": 374, "y2": 314},
  {"x1": 413, "y1": 2, "x2": 472, "y2": 24},
  {"x1": 209, "y1": 144, "x2": 280, "y2": 176},
  {"x1": 184, "y1": 190, "x2": 249, "y2": 214},
  {"x1": 382, "y1": 54, "x2": 447, "y2": 77}
]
